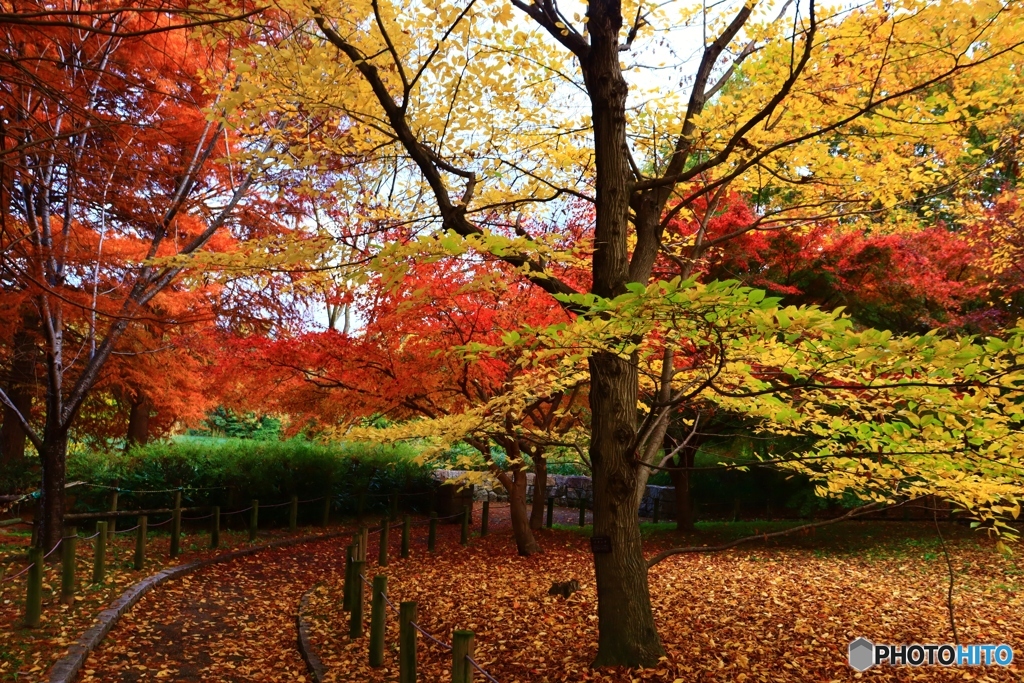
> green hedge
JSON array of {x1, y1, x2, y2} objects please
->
[{"x1": 66, "y1": 437, "x2": 438, "y2": 520}]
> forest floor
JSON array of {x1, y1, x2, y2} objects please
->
[{"x1": 1, "y1": 506, "x2": 1022, "y2": 682}]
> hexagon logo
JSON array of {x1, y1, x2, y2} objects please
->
[{"x1": 849, "y1": 638, "x2": 875, "y2": 671}]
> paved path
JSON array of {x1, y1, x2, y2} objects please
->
[{"x1": 73, "y1": 506, "x2": 549, "y2": 683}]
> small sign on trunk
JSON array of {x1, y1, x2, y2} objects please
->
[{"x1": 590, "y1": 535, "x2": 612, "y2": 554}]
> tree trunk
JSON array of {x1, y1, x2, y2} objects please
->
[
  {"x1": 582, "y1": 0, "x2": 666, "y2": 663},
  {"x1": 668, "y1": 445, "x2": 696, "y2": 532},
  {"x1": 126, "y1": 395, "x2": 152, "y2": 448},
  {"x1": 1, "y1": 311, "x2": 38, "y2": 466},
  {"x1": 37, "y1": 430, "x2": 68, "y2": 551},
  {"x1": 589, "y1": 352, "x2": 665, "y2": 667},
  {"x1": 0, "y1": 381, "x2": 32, "y2": 465},
  {"x1": 498, "y1": 463, "x2": 541, "y2": 555},
  {"x1": 530, "y1": 455, "x2": 548, "y2": 529}
]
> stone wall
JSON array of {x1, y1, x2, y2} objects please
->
[{"x1": 433, "y1": 469, "x2": 677, "y2": 516}]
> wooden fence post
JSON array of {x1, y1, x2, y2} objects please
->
[
  {"x1": 210, "y1": 506, "x2": 220, "y2": 549},
  {"x1": 92, "y1": 521, "x2": 107, "y2": 584},
  {"x1": 390, "y1": 494, "x2": 399, "y2": 521},
  {"x1": 322, "y1": 494, "x2": 331, "y2": 527},
  {"x1": 344, "y1": 543, "x2": 356, "y2": 611},
  {"x1": 134, "y1": 516, "x2": 147, "y2": 570},
  {"x1": 289, "y1": 495, "x2": 298, "y2": 532},
  {"x1": 359, "y1": 525, "x2": 369, "y2": 560},
  {"x1": 400, "y1": 601, "x2": 417, "y2": 683},
  {"x1": 350, "y1": 560, "x2": 365, "y2": 638},
  {"x1": 379, "y1": 517, "x2": 390, "y2": 567},
  {"x1": 451, "y1": 629, "x2": 475, "y2": 683},
  {"x1": 460, "y1": 506, "x2": 470, "y2": 546},
  {"x1": 249, "y1": 499, "x2": 259, "y2": 542},
  {"x1": 546, "y1": 497, "x2": 554, "y2": 528},
  {"x1": 357, "y1": 491, "x2": 367, "y2": 521},
  {"x1": 480, "y1": 501, "x2": 489, "y2": 537},
  {"x1": 61, "y1": 526, "x2": 77, "y2": 605},
  {"x1": 369, "y1": 574, "x2": 388, "y2": 666},
  {"x1": 170, "y1": 490, "x2": 182, "y2": 558},
  {"x1": 428, "y1": 513, "x2": 437, "y2": 552},
  {"x1": 108, "y1": 490, "x2": 118, "y2": 538},
  {"x1": 25, "y1": 546, "x2": 43, "y2": 627},
  {"x1": 578, "y1": 495, "x2": 586, "y2": 527},
  {"x1": 401, "y1": 515, "x2": 411, "y2": 559}
]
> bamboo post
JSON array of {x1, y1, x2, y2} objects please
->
[
  {"x1": 249, "y1": 499, "x2": 259, "y2": 542},
  {"x1": 170, "y1": 490, "x2": 182, "y2": 558},
  {"x1": 210, "y1": 506, "x2": 220, "y2": 549},
  {"x1": 379, "y1": 517, "x2": 390, "y2": 567},
  {"x1": 546, "y1": 497, "x2": 554, "y2": 528},
  {"x1": 480, "y1": 501, "x2": 489, "y2": 537},
  {"x1": 25, "y1": 547, "x2": 43, "y2": 627},
  {"x1": 289, "y1": 495, "x2": 298, "y2": 532},
  {"x1": 92, "y1": 521, "x2": 107, "y2": 584},
  {"x1": 401, "y1": 515, "x2": 411, "y2": 559},
  {"x1": 451, "y1": 630, "x2": 475, "y2": 683},
  {"x1": 461, "y1": 506, "x2": 470, "y2": 546},
  {"x1": 134, "y1": 516, "x2": 147, "y2": 570},
  {"x1": 322, "y1": 494, "x2": 331, "y2": 527},
  {"x1": 578, "y1": 495, "x2": 586, "y2": 527},
  {"x1": 399, "y1": 601, "x2": 417, "y2": 683},
  {"x1": 653, "y1": 497, "x2": 660, "y2": 524},
  {"x1": 350, "y1": 560, "x2": 365, "y2": 638},
  {"x1": 108, "y1": 490, "x2": 118, "y2": 538},
  {"x1": 61, "y1": 527, "x2": 76, "y2": 605},
  {"x1": 344, "y1": 543, "x2": 356, "y2": 611},
  {"x1": 428, "y1": 513, "x2": 437, "y2": 552},
  {"x1": 369, "y1": 574, "x2": 388, "y2": 667},
  {"x1": 359, "y1": 525, "x2": 369, "y2": 560}
]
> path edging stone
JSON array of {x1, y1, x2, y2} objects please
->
[
  {"x1": 47, "y1": 529, "x2": 348, "y2": 683},
  {"x1": 296, "y1": 586, "x2": 327, "y2": 683}
]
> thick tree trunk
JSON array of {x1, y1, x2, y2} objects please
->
[
  {"x1": 500, "y1": 463, "x2": 541, "y2": 555},
  {"x1": 126, "y1": 395, "x2": 152, "y2": 448},
  {"x1": 1, "y1": 312, "x2": 38, "y2": 466},
  {"x1": 0, "y1": 383, "x2": 32, "y2": 464},
  {"x1": 589, "y1": 353, "x2": 665, "y2": 667},
  {"x1": 582, "y1": 0, "x2": 666, "y2": 665},
  {"x1": 530, "y1": 455, "x2": 548, "y2": 529},
  {"x1": 37, "y1": 430, "x2": 67, "y2": 551},
  {"x1": 668, "y1": 445, "x2": 696, "y2": 532}
]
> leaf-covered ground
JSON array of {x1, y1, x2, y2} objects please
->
[
  {"x1": 306, "y1": 507, "x2": 1024, "y2": 682},
  {"x1": 0, "y1": 518, "x2": 335, "y2": 682},
  {"x1": 4, "y1": 507, "x2": 1023, "y2": 682}
]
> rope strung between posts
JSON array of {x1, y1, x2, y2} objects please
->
[
  {"x1": 358, "y1": 563, "x2": 502, "y2": 680},
  {"x1": 79, "y1": 483, "x2": 227, "y2": 494},
  {"x1": 467, "y1": 656, "x2": 502, "y2": 683},
  {"x1": 0, "y1": 539, "x2": 62, "y2": 583},
  {"x1": 113, "y1": 524, "x2": 141, "y2": 534},
  {"x1": 410, "y1": 622, "x2": 452, "y2": 652},
  {"x1": 297, "y1": 496, "x2": 327, "y2": 504},
  {"x1": 181, "y1": 512, "x2": 214, "y2": 520}
]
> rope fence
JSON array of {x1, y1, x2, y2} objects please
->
[
  {"x1": 341, "y1": 502, "x2": 502, "y2": 682},
  {"x1": 2, "y1": 484, "x2": 477, "y2": 631}
]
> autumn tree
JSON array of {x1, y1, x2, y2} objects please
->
[
  {"x1": 235, "y1": 0, "x2": 1024, "y2": 666},
  {"x1": 0, "y1": 2, "x2": 284, "y2": 550},
  {"x1": 230, "y1": 253, "x2": 588, "y2": 555}
]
